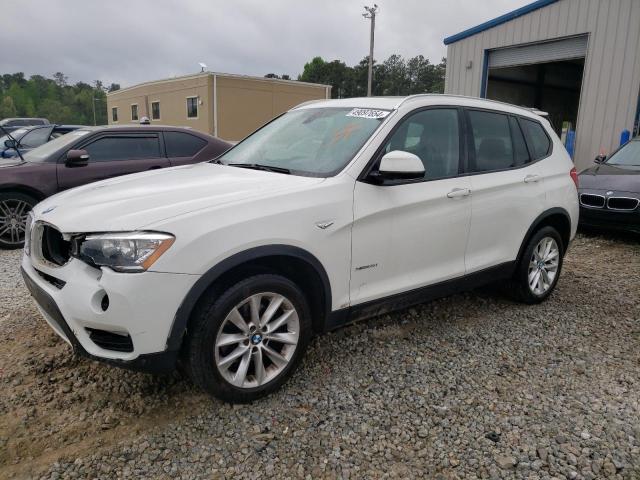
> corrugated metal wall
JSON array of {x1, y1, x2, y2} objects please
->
[{"x1": 444, "y1": 0, "x2": 640, "y2": 171}]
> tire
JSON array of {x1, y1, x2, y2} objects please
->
[
  {"x1": 186, "y1": 274, "x2": 312, "y2": 403},
  {"x1": 507, "y1": 226, "x2": 564, "y2": 304},
  {"x1": 0, "y1": 192, "x2": 37, "y2": 249}
]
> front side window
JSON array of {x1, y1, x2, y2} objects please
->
[
  {"x1": 20, "y1": 127, "x2": 52, "y2": 148},
  {"x1": 131, "y1": 104, "x2": 139, "y2": 121},
  {"x1": 187, "y1": 97, "x2": 198, "y2": 118},
  {"x1": 468, "y1": 110, "x2": 515, "y2": 172},
  {"x1": 152, "y1": 101, "x2": 160, "y2": 120},
  {"x1": 381, "y1": 108, "x2": 460, "y2": 180},
  {"x1": 112, "y1": 107, "x2": 118, "y2": 122},
  {"x1": 217, "y1": 107, "x2": 386, "y2": 176},
  {"x1": 83, "y1": 135, "x2": 160, "y2": 162},
  {"x1": 521, "y1": 119, "x2": 551, "y2": 160}
]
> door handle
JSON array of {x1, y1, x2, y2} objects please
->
[
  {"x1": 524, "y1": 174, "x2": 541, "y2": 183},
  {"x1": 447, "y1": 188, "x2": 471, "y2": 198}
]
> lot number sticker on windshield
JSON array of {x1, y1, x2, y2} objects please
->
[{"x1": 346, "y1": 108, "x2": 390, "y2": 119}]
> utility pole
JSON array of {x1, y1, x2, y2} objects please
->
[
  {"x1": 363, "y1": 5, "x2": 379, "y2": 97},
  {"x1": 92, "y1": 97, "x2": 97, "y2": 126}
]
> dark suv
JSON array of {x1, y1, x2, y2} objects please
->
[{"x1": 0, "y1": 125, "x2": 230, "y2": 248}]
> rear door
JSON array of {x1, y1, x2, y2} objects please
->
[
  {"x1": 464, "y1": 109, "x2": 548, "y2": 273},
  {"x1": 57, "y1": 132, "x2": 169, "y2": 190},
  {"x1": 163, "y1": 130, "x2": 209, "y2": 166}
]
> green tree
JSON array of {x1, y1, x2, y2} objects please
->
[
  {"x1": 0, "y1": 96, "x2": 17, "y2": 118},
  {"x1": 0, "y1": 72, "x2": 118, "y2": 125}
]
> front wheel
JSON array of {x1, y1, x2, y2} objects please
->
[
  {"x1": 0, "y1": 192, "x2": 37, "y2": 249},
  {"x1": 186, "y1": 274, "x2": 312, "y2": 403},
  {"x1": 507, "y1": 226, "x2": 564, "y2": 304}
]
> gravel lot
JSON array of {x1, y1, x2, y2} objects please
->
[{"x1": 1, "y1": 232, "x2": 639, "y2": 479}]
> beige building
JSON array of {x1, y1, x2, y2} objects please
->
[{"x1": 106, "y1": 72, "x2": 331, "y2": 141}]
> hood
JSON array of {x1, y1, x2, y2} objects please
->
[
  {"x1": 33, "y1": 163, "x2": 325, "y2": 232},
  {"x1": 578, "y1": 163, "x2": 640, "y2": 192},
  {"x1": 0, "y1": 158, "x2": 26, "y2": 168}
]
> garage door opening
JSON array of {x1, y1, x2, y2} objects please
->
[
  {"x1": 483, "y1": 35, "x2": 588, "y2": 156},
  {"x1": 487, "y1": 59, "x2": 584, "y2": 138}
]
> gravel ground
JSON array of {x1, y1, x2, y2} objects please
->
[{"x1": 1, "y1": 232, "x2": 639, "y2": 480}]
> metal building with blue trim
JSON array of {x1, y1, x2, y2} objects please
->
[{"x1": 443, "y1": 0, "x2": 640, "y2": 171}]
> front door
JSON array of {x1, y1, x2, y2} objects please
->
[
  {"x1": 57, "y1": 133, "x2": 169, "y2": 190},
  {"x1": 350, "y1": 107, "x2": 472, "y2": 306}
]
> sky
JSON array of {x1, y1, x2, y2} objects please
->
[{"x1": 1, "y1": 0, "x2": 531, "y2": 88}]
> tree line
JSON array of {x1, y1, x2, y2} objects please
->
[
  {"x1": 0, "y1": 72, "x2": 120, "y2": 125},
  {"x1": 267, "y1": 54, "x2": 446, "y2": 98}
]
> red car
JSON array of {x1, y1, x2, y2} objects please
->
[{"x1": 0, "y1": 125, "x2": 230, "y2": 248}]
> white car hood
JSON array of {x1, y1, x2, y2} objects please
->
[{"x1": 33, "y1": 163, "x2": 324, "y2": 232}]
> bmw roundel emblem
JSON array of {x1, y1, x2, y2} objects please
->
[{"x1": 251, "y1": 334, "x2": 263, "y2": 345}]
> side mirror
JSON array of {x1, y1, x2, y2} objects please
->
[
  {"x1": 66, "y1": 149, "x2": 89, "y2": 167},
  {"x1": 369, "y1": 150, "x2": 425, "y2": 183},
  {"x1": 594, "y1": 154, "x2": 607, "y2": 164},
  {"x1": 4, "y1": 139, "x2": 16, "y2": 149}
]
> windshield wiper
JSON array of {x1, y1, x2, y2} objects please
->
[{"x1": 227, "y1": 163, "x2": 291, "y2": 174}]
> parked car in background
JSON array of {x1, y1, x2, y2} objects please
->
[
  {"x1": 1, "y1": 124, "x2": 83, "y2": 158},
  {"x1": 20, "y1": 95, "x2": 579, "y2": 402},
  {"x1": 578, "y1": 137, "x2": 640, "y2": 233},
  {"x1": 0, "y1": 125, "x2": 231, "y2": 248},
  {"x1": 0, "y1": 117, "x2": 49, "y2": 134}
]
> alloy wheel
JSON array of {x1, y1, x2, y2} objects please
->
[
  {"x1": 528, "y1": 236, "x2": 559, "y2": 295},
  {"x1": 214, "y1": 292, "x2": 300, "y2": 389},
  {"x1": 0, "y1": 199, "x2": 31, "y2": 246}
]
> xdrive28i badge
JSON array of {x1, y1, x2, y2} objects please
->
[{"x1": 41, "y1": 205, "x2": 57, "y2": 214}]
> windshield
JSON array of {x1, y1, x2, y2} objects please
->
[
  {"x1": 0, "y1": 129, "x2": 28, "y2": 144},
  {"x1": 216, "y1": 107, "x2": 389, "y2": 176},
  {"x1": 607, "y1": 140, "x2": 640, "y2": 167},
  {"x1": 23, "y1": 129, "x2": 92, "y2": 162}
]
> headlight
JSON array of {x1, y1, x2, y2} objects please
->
[{"x1": 79, "y1": 232, "x2": 175, "y2": 273}]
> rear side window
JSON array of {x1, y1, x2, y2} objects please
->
[
  {"x1": 467, "y1": 110, "x2": 515, "y2": 172},
  {"x1": 521, "y1": 119, "x2": 551, "y2": 159},
  {"x1": 84, "y1": 135, "x2": 160, "y2": 162},
  {"x1": 164, "y1": 131, "x2": 207, "y2": 157}
]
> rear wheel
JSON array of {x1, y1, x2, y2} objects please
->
[
  {"x1": 508, "y1": 226, "x2": 564, "y2": 304},
  {"x1": 0, "y1": 192, "x2": 37, "y2": 249},
  {"x1": 186, "y1": 274, "x2": 311, "y2": 403}
]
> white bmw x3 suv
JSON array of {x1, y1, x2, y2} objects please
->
[{"x1": 22, "y1": 95, "x2": 579, "y2": 402}]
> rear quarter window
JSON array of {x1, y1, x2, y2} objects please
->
[
  {"x1": 164, "y1": 131, "x2": 207, "y2": 157},
  {"x1": 521, "y1": 119, "x2": 551, "y2": 160}
]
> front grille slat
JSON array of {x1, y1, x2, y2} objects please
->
[
  {"x1": 580, "y1": 193, "x2": 605, "y2": 208},
  {"x1": 607, "y1": 197, "x2": 639, "y2": 211},
  {"x1": 34, "y1": 268, "x2": 66, "y2": 289}
]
